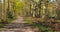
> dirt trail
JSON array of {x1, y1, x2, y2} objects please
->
[
  {"x1": 0, "y1": 16, "x2": 40, "y2": 32},
  {"x1": 11, "y1": 16, "x2": 26, "y2": 23}
]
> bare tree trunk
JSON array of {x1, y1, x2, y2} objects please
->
[{"x1": 0, "y1": 0, "x2": 2, "y2": 22}]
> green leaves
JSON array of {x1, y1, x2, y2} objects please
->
[
  {"x1": 15, "y1": 1, "x2": 24, "y2": 12},
  {"x1": 7, "y1": 10, "x2": 13, "y2": 19}
]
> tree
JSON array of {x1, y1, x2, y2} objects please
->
[
  {"x1": 0, "y1": 0, "x2": 2, "y2": 22},
  {"x1": 56, "y1": 0, "x2": 60, "y2": 19}
]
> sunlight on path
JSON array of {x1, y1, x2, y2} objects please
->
[
  {"x1": 0, "y1": 16, "x2": 40, "y2": 32},
  {"x1": 11, "y1": 16, "x2": 26, "y2": 23}
]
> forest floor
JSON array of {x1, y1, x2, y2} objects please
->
[
  {"x1": 0, "y1": 16, "x2": 40, "y2": 32},
  {"x1": 0, "y1": 16, "x2": 60, "y2": 32}
]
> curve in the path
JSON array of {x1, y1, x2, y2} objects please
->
[{"x1": 11, "y1": 16, "x2": 26, "y2": 23}]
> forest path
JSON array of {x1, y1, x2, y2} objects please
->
[
  {"x1": 11, "y1": 16, "x2": 26, "y2": 23},
  {"x1": 0, "y1": 16, "x2": 40, "y2": 32}
]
